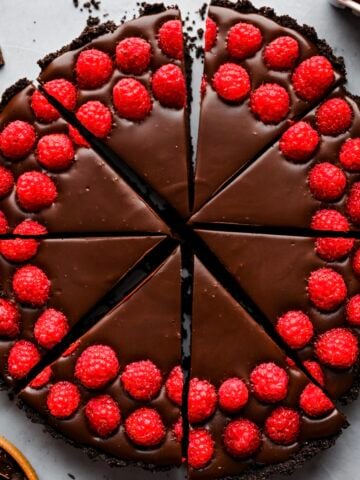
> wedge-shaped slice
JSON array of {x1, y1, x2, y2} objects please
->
[
  {"x1": 37, "y1": 6, "x2": 191, "y2": 217},
  {"x1": 0, "y1": 80, "x2": 168, "y2": 233},
  {"x1": 19, "y1": 248, "x2": 182, "y2": 468},
  {"x1": 193, "y1": 0, "x2": 345, "y2": 211},
  {"x1": 192, "y1": 89, "x2": 360, "y2": 230},
  {"x1": 198, "y1": 230, "x2": 360, "y2": 401},
  {"x1": 0, "y1": 235, "x2": 164, "y2": 387},
  {"x1": 188, "y1": 257, "x2": 345, "y2": 479}
]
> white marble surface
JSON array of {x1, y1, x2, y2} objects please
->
[{"x1": 0, "y1": 1, "x2": 359, "y2": 479}]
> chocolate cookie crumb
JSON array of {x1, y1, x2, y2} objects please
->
[{"x1": 0, "y1": 48, "x2": 4, "y2": 68}]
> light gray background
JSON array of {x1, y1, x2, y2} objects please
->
[{"x1": 0, "y1": 1, "x2": 359, "y2": 479}]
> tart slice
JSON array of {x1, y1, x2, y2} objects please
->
[
  {"x1": 19, "y1": 248, "x2": 182, "y2": 468},
  {"x1": 198, "y1": 230, "x2": 360, "y2": 402},
  {"x1": 187, "y1": 256, "x2": 345, "y2": 479}
]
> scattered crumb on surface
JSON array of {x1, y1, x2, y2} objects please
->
[
  {"x1": 199, "y1": 3, "x2": 207, "y2": 20},
  {"x1": 0, "y1": 48, "x2": 4, "y2": 68},
  {"x1": 67, "y1": 474, "x2": 75, "y2": 480}
]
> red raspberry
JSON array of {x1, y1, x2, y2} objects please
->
[
  {"x1": 85, "y1": 395, "x2": 121, "y2": 438},
  {"x1": 76, "y1": 101, "x2": 112, "y2": 138},
  {"x1": 227, "y1": 22, "x2": 263, "y2": 60},
  {"x1": 113, "y1": 78, "x2": 152, "y2": 121},
  {"x1": 188, "y1": 378, "x2": 217, "y2": 424},
  {"x1": 13, "y1": 220, "x2": 47, "y2": 236},
  {"x1": 218, "y1": 377, "x2": 249, "y2": 413},
  {"x1": 188, "y1": 429, "x2": 215, "y2": 469},
  {"x1": 16, "y1": 171, "x2": 57, "y2": 212},
  {"x1": 265, "y1": 407, "x2": 300, "y2": 445},
  {"x1": 279, "y1": 121, "x2": 320, "y2": 162},
  {"x1": 212, "y1": 63, "x2": 251, "y2": 103},
  {"x1": 0, "y1": 212, "x2": 8, "y2": 234},
  {"x1": 263, "y1": 36, "x2": 300, "y2": 70},
  {"x1": 308, "y1": 162, "x2": 346, "y2": 201},
  {"x1": 0, "y1": 238, "x2": 39, "y2": 262},
  {"x1": 7, "y1": 340, "x2": 40, "y2": 379},
  {"x1": 75, "y1": 49, "x2": 113, "y2": 89},
  {"x1": 340, "y1": 138, "x2": 360, "y2": 171},
  {"x1": 165, "y1": 365, "x2": 183, "y2": 406},
  {"x1": 316, "y1": 98, "x2": 353, "y2": 136},
  {"x1": 0, "y1": 121, "x2": 36, "y2": 159},
  {"x1": 13, "y1": 265, "x2": 50, "y2": 306},
  {"x1": 205, "y1": 17, "x2": 217, "y2": 52},
  {"x1": 223, "y1": 419, "x2": 261, "y2": 458},
  {"x1": 158, "y1": 20, "x2": 183, "y2": 60},
  {"x1": 152, "y1": 64, "x2": 186, "y2": 109},
  {"x1": 346, "y1": 182, "x2": 360, "y2": 225},
  {"x1": 47, "y1": 381, "x2": 80, "y2": 418},
  {"x1": 36, "y1": 133, "x2": 75, "y2": 171},
  {"x1": 30, "y1": 366, "x2": 52, "y2": 389},
  {"x1": 0, "y1": 166, "x2": 14, "y2": 198},
  {"x1": 276, "y1": 311, "x2": 314, "y2": 350},
  {"x1": 68, "y1": 125, "x2": 89, "y2": 148},
  {"x1": 62, "y1": 339, "x2": 81, "y2": 357},
  {"x1": 173, "y1": 417, "x2": 183, "y2": 442},
  {"x1": 31, "y1": 89, "x2": 60, "y2": 123},
  {"x1": 250, "y1": 363, "x2": 289, "y2": 403},
  {"x1": 347, "y1": 295, "x2": 360, "y2": 326},
  {"x1": 116, "y1": 37, "x2": 151, "y2": 75},
  {"x1": 75, "y1": 344, "x2": 119, "y2": 389},
  {"x1": 201, "y1": 76, "x2": 207, "y2": 98},
  {"x1": 315, "y1": 328, "x2": 358, "y2": 369},
  {"x1": 43, "y1": 79, "x2": 77, "y2": 111},
  {"x1": 0, "y1": 299, "x2": 19, "y2": 338},
  {"x1": 303, "y1": 360, "x2": 325, "y2": 386},
  {"x1": 311, "y1": 209, "x2": 350, "y2": 232},
  {"x1": 34, "y1": 309, "x2": 69, "y2": 349},
  {"x1": 121, "y1": 360, "x2": 162, "y2": 401},
  {"x1": 307, "y1": 268, "x2": 347, "y2": 311},
  {"x1": 299, "y1": 384, "x2": 334, "y2": 418},
  {"x1": 250, "y1": 83, "x2": 290, "y2": 124},
  {"x1": 285, "y1": 357, "x2": 296, "y2": 368},
  {"x1": 292, "y1": 56, "x2": 335, "y2": 101},
  {"x1": 125, "y1": 408, "x2": 165, "y2": 447}
]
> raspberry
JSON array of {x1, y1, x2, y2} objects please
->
[
  {"x1": 315, "y1": 328, "x2": 358, "y2": 369},
  {"x1": 316, "y1": 98, "x2": 353, "y2": 136},
  {"x1": 263, "y1": 36, "x2": 300, "y2": 70},
  {"x1": 30, "y1": 366, "x2": 52, "y2": 389},
  {"x1": 250, "y1": 363, "x2": 289, "y2": 403},
  {"x1": 188, "y1": 378, "x2": 217, "y2": 424},
  {"x1": 75, "y1": 344, "x2": 119, "y2": 389},
  {"x1": 279, "y1": 121, "x2": 320, "y2": 162},
  {"x1": 173, "y1": 417, "x2": 183, "y2": 442},
  {"x1": 307, "y1": 268, "x2": 347, "y2": 311},
  {"x1": 43, "y1": 79, "x2": 77, "y2": 111},
  {"x1": 75, "y1": 49, "x2": 113, "y2": 89},
  {"x1": 340, "y1": 138, "x2": 360, "y2": 171},
  {"x1": 0, "y1": 121, "x2": 36, "y2": 159},
  {"x1": 47, "y1": 381, "x2": 81, "y2": 418},
  {"x1": 311, "y1": 209, "x2": 350, "y2": 232},
  {"x1": 0, "y1": 299, "x2": 19, "y2": 338},
  {"x1": 346, "y1": 182, "x2": 360, "y2": 225},
  {"x1": 299, "y1": 384, "x2": 334, "y2": 418},
  {"x1": 292, "y1": 56, "x2": 335, "y2": 101},
  {"x1": 115, "y1": 37, "x2": 151, "y2": 75},
  {"x1": 218, "y1": 378, "x2": 249, "y2": 413},
  {"x1": 31, "y1": 89, "x2": 60, "y2": 123},
  {"x1": 34, "y1": 309, "x2": 69, "y2": 349},
  {"x1": 85, "y1": 395, "x2": 121, "y2": 438},
  {"x1": 227, "y1": 22, "x2": 263, "y2": 60},
  {"x1": 0, "y1": 212, "x2": 8, "y2": 234},
  {"x1": 16, "y1": 171, "x2": 57, "y2": 212},
  {"x1": 68, "y1": 125, "x2": 89, "y2": 148},
  {"x1": 0, "y1": 166, "x2": 14, "y2": 198},
  {"x1": 223, "y1": 419, "x2": 261, "y2": 458},
  {"x1": 212, "y1": 63, "x2": 251, "y2": 103},
  {"x1": 285, "y1": 357, "x2": 296, "y2": 368},
  {"x1": 121, "y1": 360, "x2": 162, "y2": 401},
  {"x1": 347, "y1": 295, "x2": 360, "y2": 326},
  {"x1": 125, "y1": 408, "x2": 165, "y2": 447},
  {"x1": 308, "y1": 162, "x2": 346, "y2": 201},
  {"x1": 13, "y1": 220, "x2": 47, "y2": 236},
  {"x1": 265, "y1": 407, "x2": 300, "y2": 445},
  {"x1": 303, "y1": 360, "x2": 325, "y2": 386},
  {"x1": 62, "y1": 339, "x2": 81, "y2": 357},
  {"x1": 0, "y1": 238, "x2": 39, "y2": 262},
  {"x1": 201, "y1": 76, "x2": 207, "y2": 98},
  {"x1": 250, "y1": 83, "x2": 290, "y2": 124},
  {"x1": 152, "y1": 64, "x2": 186, "y2": 109},
  {"x1": 158, "y1": 20, "x2": 183, "y2": 60},
  {"x1": 188, "y1": 429, "x2": 214, "y2": 469},
  {"x1": 7, "y1": 340, "x2": 40, "y2": 379},
  {"x1": 165, "y1": 365, "x2": 183, "y2": 406},
  {"x1": 276, "y1": 311, "x2": 314, "y2": 349},
  {"x1": 76, "y1": 101, "x2": 112, "y2": 138},
  {"x1": 113, "y1": 78, "x2": 152, "y2": 121},
  {"x1": 36, "y1": 133, "x2": 75, "y2": 171},
  {"x1": 13, "y1": 265, "x2": 50, "y2": 307},
  {"x1": 205, "y1": 17, "x2": 217, "y2": 52}
]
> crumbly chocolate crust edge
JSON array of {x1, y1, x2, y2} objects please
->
[{"x1": 0, "y1": 78, "x2": 32, "y2": 112}]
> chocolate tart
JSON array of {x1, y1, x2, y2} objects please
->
[{"x1": 0, "y1": 436, "x2": 38, "y2": 480}]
